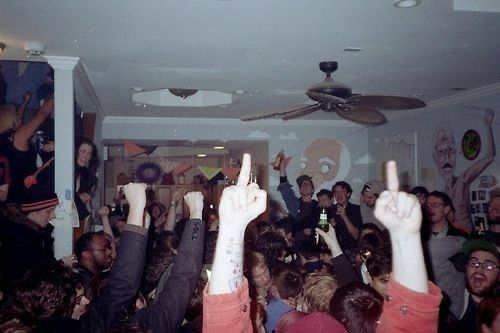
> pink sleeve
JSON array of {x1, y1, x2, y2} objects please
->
[
  {"x1": 203, "y1": 278, "x2": 253, "y2": 333},
  {"x1": 376, "y1": 279, "x2": 442, "y2": 333}
]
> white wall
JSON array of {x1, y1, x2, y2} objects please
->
[{"x1": 102, "y1": 117, "x2": 370, "y2": 208}]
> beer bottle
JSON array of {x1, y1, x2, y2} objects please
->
[{"x1": 317, "y1": 207, "x2": 329, "y2": 250}]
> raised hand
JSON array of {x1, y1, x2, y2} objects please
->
[
  {"x1": 374, "y1": 161, "x2": 421, "y2": 235},
  {"x1": 23, "y1": 91, "x2": 32, "y2": 103},
  {"x1": 98, "y1": 205, "x2": 110, "y2": 218},
  {"x1": 316, "y1": 227, "x2": 342, "y2": 257},
  {"x1": 484, "y1": 108, "x2": 494, "y2": 126},
  {"x1": 218, "y1": 153, "x2": 267, "y2": 228},
  {"x1": 123, "y1": 183, "x2": 147, "y2": 227},
  {"x1": 172, "y1": 187, "x2": 187, "y2": 203},
  {"x1": 184, "y1": 192, "x2": 204, "y2": 220},
  {"x1": 123, "y1": 183, "x2": 147, "y2": 210}
]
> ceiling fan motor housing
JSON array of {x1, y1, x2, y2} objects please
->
[
  {"x1": 308, "y1": 61, "x2": 352, "y2": 99},
  {"x1": 308, "y1": 84, "x2": 352, "y2": 99}
]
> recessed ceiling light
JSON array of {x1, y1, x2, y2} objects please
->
[
  {"x1": 393, "y1": 0, "x2": 421, "y2": 8},
  {"x1": 234, "y1": 90, "x2": 246, "y2": 94},
  {"x1": 213, "y1": 146, "x2": 225, "y2": 150},
  {"x1": 197, "y1": 154, "x2": 207, "y2": 157},
  {"x1": 132, "y1": 87, "x2": 144, "y2": 91},
  {"x1": 343, "y1": 47, "x2": 363, "y2": 52}
]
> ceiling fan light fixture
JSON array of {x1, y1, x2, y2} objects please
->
[
  {"x1": 393, "y1": 0, "x2": 421, "y2": 8},
  {"x1": 168, "y1": 88, "x2": 199, "y2": 99}
]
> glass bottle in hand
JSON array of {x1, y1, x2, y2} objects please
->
[{"x1": 317, "y1": 207, "x2": 329, "y2": 250}]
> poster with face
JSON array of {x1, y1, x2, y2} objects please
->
[{"x1": 295, "y1": 138, "x2": 351, "y2": 191}]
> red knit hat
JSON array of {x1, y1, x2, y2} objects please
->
[{"x1": 20, "y1": 192, "x2": 59, "y2": 213}]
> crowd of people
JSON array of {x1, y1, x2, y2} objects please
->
[{"x1": 0, "y1": 79, "x2": 498, "y2": 332}]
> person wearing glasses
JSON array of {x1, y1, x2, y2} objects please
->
[
  {"x1": 422, "y1": 191, "x2": 468, "y2": 323},
  {"x1": 455, "y1": 239, "x2": 499, "y2": 333}
]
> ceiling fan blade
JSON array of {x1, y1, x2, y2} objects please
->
[
  {"x1": 282, "y1": 104, "x2": 321, "y2": 120},
  {"x1": 336, "y1": 105, "x2": 387, "y2": 126},
  {"x1": 347, "y1": 95, "x2": 426, "y2": 110},
  {"x1": 241, "y1": 103, "x2": 320, "y2": 121},
  {"x1": 306, "y1": 91, "x2": 346, "y2": 105}
]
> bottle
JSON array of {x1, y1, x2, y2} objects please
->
[
  {"x1": 273, "y1": 150, "x2": 284, "y2": 170},
  {"x1": 317, "y1": 207, "x2": 329, "y2": 250}
]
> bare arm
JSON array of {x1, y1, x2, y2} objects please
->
[
  {"x1": 13, "y1": 97, "x2": 53, "y2": 151},
  {"x1": 375, "y1": 161, "x2": 428, "y2": 293},
  {"x1": 164, "y1": 188, "x2": 186, "y2": 231},
  {"x1": 208, "y1": 153, "x2": 267, "y2": 295},
  {"x1": 462, "y1": 109, "x2": 496, "y2": 184},
  {"x1": 99, "y1": 206, "x2": 114, "y2": 239},
  {"x1": 16, "y1": 91, "x2": 32, "y2": 122}
]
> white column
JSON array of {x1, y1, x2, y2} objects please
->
[{"x1": 45, "y1": 56, "x2": 80, "y2": 259}]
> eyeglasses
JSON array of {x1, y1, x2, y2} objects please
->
[
  {"x1": 426, "y1": 202, "x2": 444, "y2": 208},
  {"x1": 467, "y1": 259, "x2": 498, "y2": 272}
]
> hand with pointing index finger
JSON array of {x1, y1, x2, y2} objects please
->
[
  {"x1": 374, "y1": 161, "x2": 422, "y2": 235},
  {"x1": 218, "y1": 153, "x2": 267, "y2": 229}
]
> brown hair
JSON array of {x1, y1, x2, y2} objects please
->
[
  {"x1": 330, "y1": 282, "x2": 384, "y2": 333},
  {"x1": 271, "y1": 265, "x2": 304, "y2": 301},
  {"x1": 8, "y1": 262, "x2": 76, "y2": 325}
]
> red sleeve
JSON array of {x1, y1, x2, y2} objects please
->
[
  {"x1": 203, "y1": 278, "x2": 253, "y2": 333},
  {"x1": 376, "y1": 278, "x2": 442, "y2": 333}
]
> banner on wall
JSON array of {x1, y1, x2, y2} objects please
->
[
  {"x1": 174, "y1": 163, "x2": 193, "y2": 175},
  {"x1": 123, "y1": 141, "x2": 146, "y2": 157},
  {"x1": 198, "y1": 166, "x2": 222, "y2": 180}
]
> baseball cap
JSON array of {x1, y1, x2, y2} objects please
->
[
  {"x1": 463, "y1": 239, "x2": 499, "y2": 259},
  {"x1": 363, "y1": 180, "x2": 385, "y2": 195}
]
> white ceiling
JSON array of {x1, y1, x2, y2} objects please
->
[{"x1": 1, "y1": 0, "x2": 500, "y2": 121}]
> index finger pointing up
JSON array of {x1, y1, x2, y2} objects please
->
[
  {"x1": 386, "y1": 160, "x2": 399, "y2": 195},
  {"x1": 237, "y1": 153, "x2": 251, "y2": 186}
]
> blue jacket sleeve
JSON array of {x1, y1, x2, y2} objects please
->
[{"x1": 277, "y1": 181, "x2": 299, "y2": 219}]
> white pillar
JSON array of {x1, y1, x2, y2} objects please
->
[{"x1": 45, "y1": 56, "x2": 79, "y2": 259}]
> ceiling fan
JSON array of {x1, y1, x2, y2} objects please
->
[{"x1": 241, "y1": 61, "x2": 426, "y2": 126}]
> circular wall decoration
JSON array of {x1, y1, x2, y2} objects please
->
[
  {"x1": 462, "y1": 129, "x2": 481, "y2": 161},
  {"x1": 136, "y1": 162, "x2": 162, "y2": 184}
]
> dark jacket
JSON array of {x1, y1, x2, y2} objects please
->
[
  {"x1": 0, "y1": 218, "x2": 54, "y2": 284},
  {"x1": 332, "y1": 202, "x2": 363, "y2": 250},
  {"x1": 80, "y1": 218, "x2": 205, "y2": 333}
]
